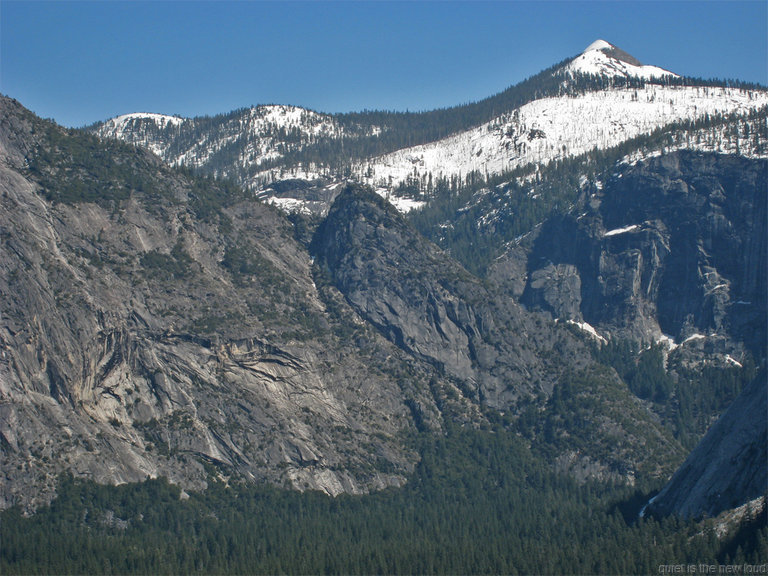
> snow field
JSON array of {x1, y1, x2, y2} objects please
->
[{"x1": 354, "y1": 86, "x2": 768, "y2": 193}]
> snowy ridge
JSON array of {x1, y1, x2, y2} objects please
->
[
  {"x1": 109, "y1": 112, "x2": 186, "y2": 128},
  {"x1": 618, "y1": 111, "x2": 768, "y2": 166},
  {"x1": 98, "y1": 105, "x2": 377, "y2": 186},
  {"x1": 254, "y1": 105, "x2": 335, "y2": 135},
  {"x1": 94, "y1": 40, "x2": 768, "y2": 216},
  {"x1": 99, "y1": 104, "x2": 340, "y2": 169},
  {"x1": 99, "y1": 113, "x2": 187, "y2": 156},
  {"x1": 173, "y1": 105, "x2": 343, "y2": 172},
  {"x1": 354, "y1": 86, "x2": 768, "y2": 195},
  {"x1": 565, "y1": 39, "x2": 677, "y2": 80}
]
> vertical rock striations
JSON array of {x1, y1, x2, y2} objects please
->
[{"x1": 520, "y1": 152, "x2": 767, "y2": 356}]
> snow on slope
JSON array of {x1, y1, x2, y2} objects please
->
[
  {"x1": 109, "y1": 112, "x2": 185, "y2": 128},
  {"x1": 99, "y1": 113, "x2": 186, "y2": 156},
  {"x1": 98, "y1": 105, "x2": 344, "y2": 173},
  {"x1": 175, "y1": 105, "x2": 343, "y2": 171},
  {"x1": 95, "y1": 40, "x2": 766, "y2": 216},
  {"x1": 604, "y1": 224, "x2": 640, "y2": 237},
  {"x1": 618, "y1": 112, "x2": 768, "y2": 167},
  {"x1": 354, "y1": 86, "x2": 768, "y2": 193},
  {"x1": 565, "y1": 39, "x2": 677, "y2": 80}
]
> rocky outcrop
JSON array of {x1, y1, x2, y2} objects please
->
[
  {"x1": 648, "y1": 373, "x2": 767, "y2": 519},
  {"x1": 519, "y1": 152, "x2": 767, "y2": 355},
  {"x1": 0, "y1": 97, "x2": 694, "y2": 508},
  {"x1": 311, "y1": 185, "x2": 683, "y2": 481},
  {"x1": 312, "y1": 184, "x2": 585, "y2": 407}
]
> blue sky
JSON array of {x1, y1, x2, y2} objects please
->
[{"x1": 2, "y1": 1, "x2": 766, "y2": 127}]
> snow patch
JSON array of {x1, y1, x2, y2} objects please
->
[
  {"x1": 583, "y1": 39, "x2": 614, "y2": 53},
  {"x1": 385, "y1": 195, "x2": 426, "y2": 213},
  {"x1": 265, "y1": 197, "x2": 314, "y2": 215},
  {"x1": 604, "y1": 224, "x2": 640, "y2": 237},
  {"x1": 566, "y1": 320, "x2": 607, "y2": 344},
  {"x1": 355, "y1": 86, "x2": 768, "y2": 194},
  {"x1": 657, "y1": 334, "x2": 678, "y2": 351},
  {"x1": 110, "y1": 112, "x2": 186, "y2": 127}
]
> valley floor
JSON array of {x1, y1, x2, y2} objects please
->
[{"x1": 2, "y1": 425, "x2": 766, "y2": 575}]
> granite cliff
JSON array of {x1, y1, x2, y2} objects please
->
[
  {"x1": 0, "y1": 96, "x2": 690, "y2": 508},
  {"x1": 649, "y1": 373, "x2": 767, "y2": 519},
  {"x1": 0, "y1": 96, "x2": 428, "y2": 508},
  {"x1": 514, "y1": 151, "x2": 767, "y2": 360}
]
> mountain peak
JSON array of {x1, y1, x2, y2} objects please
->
[
  {"x1": 583, "y1": 39, "x2": 615, "y2": 53},
  {"x1": 566, "y1": 39, "x2": 677, "y2": 80}
]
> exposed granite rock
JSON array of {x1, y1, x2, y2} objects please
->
[
  {"x1": 518, "y1": 152, "x2": 767, "y2": 355},
  {"x1": 311, "y1": 185, "x2": 682, "y2": 482},
  {"x1": 0, "y1": 97, "x2": 693, "y2": 509},
  {"x1": 312, "y1": 184, "x2": 585, "y2": 406},
  {"x1": 526, "y1": 263, "x2": 582, "y2": 321},
  {"x1": 649, "y1": 373, "x2": 767, "y2": 519},
  {"x1": 0, "y1": 96, "x2": 424, "y2": 509}
]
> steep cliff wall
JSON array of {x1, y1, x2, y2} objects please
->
[
  {"x1": 0, "y1": 97, "x2": 424, "y2": 508},
  {"x1": 520, "y1": 152, "x2": 767, "y2": 356}
]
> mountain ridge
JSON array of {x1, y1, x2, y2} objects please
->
[
  {"x1": 0, "y1": 95, "x2": 690, "y2": 509},
  {"x1": 1, "y1": 39, "x2": 765, "y2": 523},
  {"x1": 91, "y1": 40, "x2": 768, "y2": 217},
  {"x1": 0, "y1": 95, "x2": 429, "y2": 508}
]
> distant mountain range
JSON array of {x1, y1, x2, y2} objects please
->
[
  {"x1": 94, "y1": 39, "x2": 768, "y2": 214},
  {"x1": 1, "y1": 39, "x2": 765, "y2": 527}
]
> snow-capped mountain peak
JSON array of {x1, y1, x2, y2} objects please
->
[
  {"x1": 92, "y1": 40, "x2": 767, "y2": 218},
  {"x1": 565, "y1": 39, "x2": 678, "y2": 80},
  {"x1": 583, "y1": 39, "x2": 615, "y2": 53}
]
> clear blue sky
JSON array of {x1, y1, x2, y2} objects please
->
[{"x1": 2, "y1": 1, "x2": 766, "y2": 127}]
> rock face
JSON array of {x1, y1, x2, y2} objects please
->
[
  {"x1": 0, "y1": 96, "x2": 425, "y2": 508},
  {"x1": 312, "y1": 185, "x2": 583, "y2": 406},
  {"x1": 0, "y1": 96, "x2": 746, "y2": 511},
  {"x1": 519, "y1": 152, "x2": 767, "y2": 356},
  {"x1": 510, "y1": 151, "x2": 767, "y2": 516},
  {"x1": 311, "y1": 185, "x2": 683, "y2": 482},
  {"x1": 648, "y1": 373, "x2": 767, "y2": 519}
]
